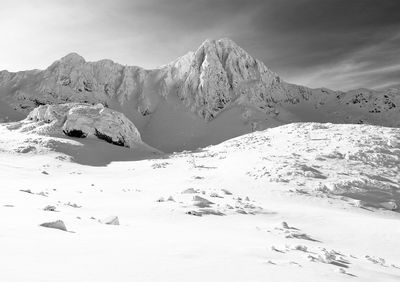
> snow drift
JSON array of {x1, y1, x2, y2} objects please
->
[{"x1": 205, "y1": 122, "x2": 400, "y2": 211}]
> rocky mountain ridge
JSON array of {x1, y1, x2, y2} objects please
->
[{"x1": 0, "y1": 38, "x2": 399, "y2": 151}]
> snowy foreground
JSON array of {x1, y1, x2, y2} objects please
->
[{"x1": 0, "y1": 122, "x2": 399, "y2": 282}]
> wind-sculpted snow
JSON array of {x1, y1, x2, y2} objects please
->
[
  {"x1": 26, "y1": 103, "x2": 142, "y2": 148},
  {"x1": 1, "y1": 121, "x2": 400, "y2": 281},
  {"x1": 205, "y1": 122, "x2": 400, "y2": 210}
]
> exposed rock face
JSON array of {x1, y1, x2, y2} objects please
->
[
  {"x1": 27, "y1": 103, "x2": 142, "y2": 148},
  {"x1": 39, "y1": 220, "x2": 67, "y2": 231}
]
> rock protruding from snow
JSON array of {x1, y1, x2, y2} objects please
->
[
  {"x1": 100, "y1": 216, "x2": 120, "y2": 225},
  {"x1": 193, "y1": 196, "x2": 214, "y2": 208},
  {"x1": 40, "y1": 220, "x2": 67, "y2": 231},
  {"x1": 182, "y1": 188, "x2": 199, "y2": 194},
  {"x1": 27, "y1": 103, "x2": 142, "y2": 148}
]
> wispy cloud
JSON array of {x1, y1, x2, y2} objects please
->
[{"x1": 287, "y1": 33, "x2": 400, "y2": 90}]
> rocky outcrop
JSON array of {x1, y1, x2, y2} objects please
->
[
  {"x1": 39, "y1": 220, "x2": 67, "y2": 231},
  {"x1": 100, "y1": 216, "x2": 120, "y2": 225},
  {"x1": 27, "y1": 103, "x2": 142, "y2": 148}
]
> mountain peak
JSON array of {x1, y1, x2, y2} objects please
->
[
  {"x1": 197, "y1": 38, "x2": 242, "y2": 54},
  {"x1": 217, "y1": 37, "x2": 240, "y2": 47},
  {"x1": 60, "y1": 52, "x2": 85, "y2": 64},
  {"x1": 199, "y1": 37, "x2": 238, "y2": 47}
]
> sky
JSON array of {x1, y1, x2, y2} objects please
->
[{"x1": 0, "y1": 0, "x2": 399, "y2": 91}]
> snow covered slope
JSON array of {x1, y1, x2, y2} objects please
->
[
  {"x1": 0, "y1": 122, "x2": 399, "y2": 281},
  {"x1": 0, "y1": 38, "x2": 399, "y2": 152}
]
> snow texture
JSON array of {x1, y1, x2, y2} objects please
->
[{"x1": 0, "y1": 121, "x2": 399, "y2": 281}]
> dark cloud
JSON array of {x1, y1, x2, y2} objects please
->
[
  {"x1": 117, "y1": 0, "x2": 400, "y2": 90},
  {"x1": 247, "y1": 0, "x2": 400, "y2": 64}
]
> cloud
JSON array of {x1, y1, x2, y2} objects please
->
[
  {"x1": 286, "y1": 33, "x2": 400, "y2": 90},
  {"x1": 236, "y1": 0, "x2": 400, "y2": 90}
]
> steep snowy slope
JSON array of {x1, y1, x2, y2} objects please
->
[
  {"x1": 0, "y1": 122, "x2": 399, "y2": 281},
  {"x1": 0, "y1": 38, "x2": 399, "y2": 152}
]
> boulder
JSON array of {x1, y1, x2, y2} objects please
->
[
  {"x1": 27, "y1": 103, "x2": 142, "y2": 148},
  {"x1": 40, "y1": 220, "x2": 67, "y2": 231},
  {"x1": 100, "y1": 216, "x2": 120, "y2": 225},
  {"x1": 193, "y1": 196, "x2": 214, "y2": 208}
]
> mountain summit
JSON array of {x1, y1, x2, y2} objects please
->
[
  {"x1": 59, "y1": 52, "x2": 86, "y2": 64},
  {"x1": 164, "y1": 38, "x2": 284, "y2": 120},
  {"x1": 0, "y1": 38, "x2": 399, "y2": 151}
]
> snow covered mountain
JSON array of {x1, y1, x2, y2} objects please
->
[{"x1": 0, "y1": 38, "x2": 399, "y2": 152}]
